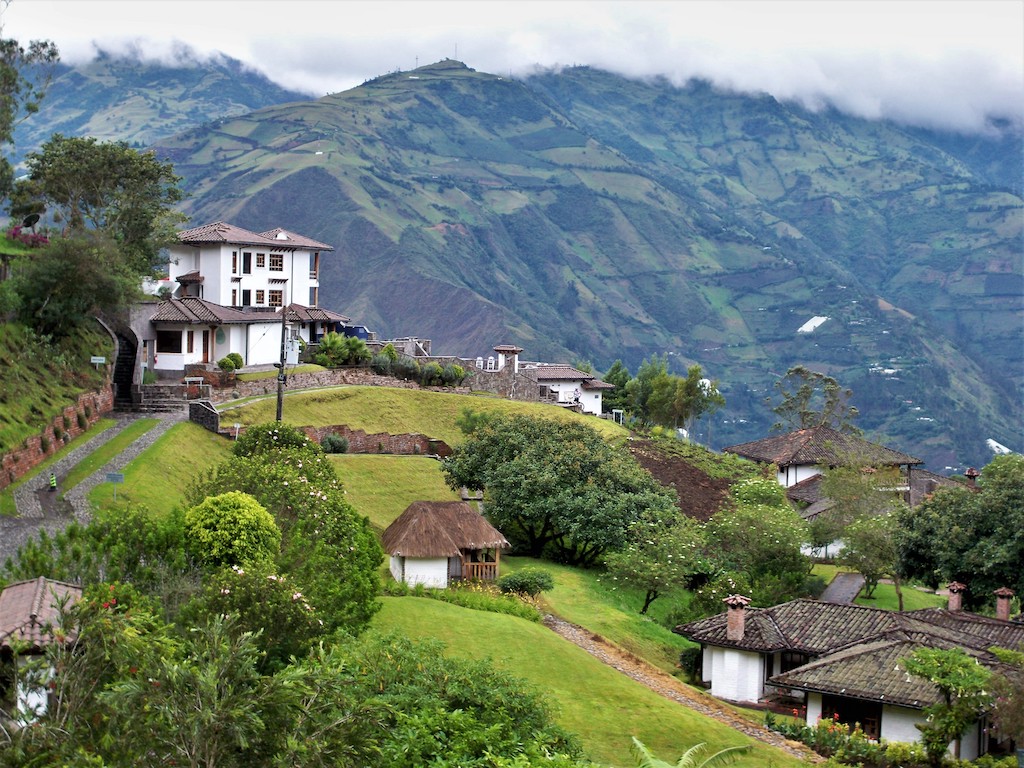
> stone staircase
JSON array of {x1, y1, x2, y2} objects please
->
[{"x1": 113, "y1": 332, "x2": 137, "y2": 408}]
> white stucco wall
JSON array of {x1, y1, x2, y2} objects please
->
[
  {"x1": 399, "y1": 557, "x2": 449, "y2": 588},
  {"x1": 779, "y1": 463, "x2": 821, "y2": 488},
  {"x1": 706, "y1": 646, "x2": 764, "y2": 702},
  {"x1": 807, "y1": 692, "x2": 823, "y2": 723}
]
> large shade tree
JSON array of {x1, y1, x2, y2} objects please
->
[
  {"x1": 895, "y1": 454, "x2": 1024, "y2": 610},
  {"x1": 442, "y1": 414, "x2": 677, "y2": 566}
]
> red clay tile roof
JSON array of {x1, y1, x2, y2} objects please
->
[
  {"x1": 675, "y1": 598, "x2": 1024, "y2": 656},
  {"x1": 382, "y1": 501, "x2": 509, "y2": 558},
  {"x1": 769, "y1": 635, "x2": 1001, "y2": 709},
  {"x1": 723, "y1": 425, "x2": 922, "y2": 469},
  {"x1": 284, "y1": 303, "x2": 350, "y2": 323},
  {"x1": 175, "y1": 270, "x2": 204, "y2": 284},
  {"x1": 149, "y1": 297, "x2": 272, "y2": 325},
  {"x1": 258, "y1": 228, "x2": 334, "y2": 251},
  {"x1": 530, "y1": 365, "x2": 596, "y2": 382},
  {"x1": 177, "y1": 221, "x2": 333, "y2": 251},
  {"x1": 493, "y1": 344, "x2": 523, "y2": 353},
  {"x1": 0, "y1": 577, "x2": 82, "y2": 652}
]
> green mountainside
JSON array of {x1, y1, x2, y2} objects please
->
[
  {"x1": 12, "y1": 48, "x2": 311, "y2": 159},
  {"x1": 16, "y1": 57, "x2": 1022, "y2": 470}
]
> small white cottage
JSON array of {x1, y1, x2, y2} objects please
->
[{"x1": 382, "y1": 501, "x2": 510, "y2": 588}]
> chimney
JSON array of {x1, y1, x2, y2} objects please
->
[
  {"x1": 964, "y1": 467, "x2": 980, "y2": 488},
  {"x1": 947, "y1": 581, "x2": 966, "y2": 612},
  {"x1": 724, "y1": 594, "x2": 751, "y2": 642},
  {"x1": 994, "y1": 587, "x2": 1015, "y2": 621}
]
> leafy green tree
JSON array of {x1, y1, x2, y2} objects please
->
[
  {"x1": 705, "y1": 477, "x2": 811, "y2": 606},
  {"x1": 902, "y1": 647, "x2": 992, "y2": 764},
  {"x1": 989, "y1": 645, "x2": 1024, "y2": 745},
  {"x1": 647, "y1": 365, "x2": 724, "y2": 435},
  {"x1": 601, "y1": 359, "x2": 631, "y2": 414},
  {"x1": 178, "y1": 562, "x2": 322, "y2": 674},
  {"x1": 630, "y1": 738, "x2": 750, "y2": 768},
  {"x1": 768, "y1": 365, "x2": 860, "y2": 434},
  {"x1": 19, "y1": 134, "x2": 185, "y2": 273},
  {"x1": 11, "y1": 231, "x2": 144, "y2": 337},
  {"x1": 101, "y1": 615, "x2": 295, "y2": 768},
  {"x1": 625, "y1": 354, "x2": 668, "y2": 423},
  {"x1": 895, "y1": 454, "x2": 1024, "y2": 609},
  {"x1": 838, "y1": 511, "x2": 903, "y2": 603},
  {"x1": 819, "y1": 459, "x2": 904, "y2": 529},
  {"x1": 442, "y1": 414, "x2": 677, "y2": 565},
  {"x1": 187, "y1": 449, "x2": 382, "y2": 635},
  {"x1": 184, "y1": 491, "x2": 281, "y2": 569},
  {"x1": 604, "y1": 517, "x2": 710, "y2": 614},
  {"x1": 0, "y1": 34, "x2": 59, "y2": 205}
]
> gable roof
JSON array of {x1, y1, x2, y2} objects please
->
[
  {"x1": 284, "y1": 303, "x2": 350, "y2": 324},
  {"x1": 381, "y1": 501, "x2": 510, "y2": 558},
  {"x1": 723, "y1": 425, "x2": 922, "y2": 469},
  {"x1": 0, "y1": 577, "x2": 82, "y2": 652},
  {"x1": 530, "y1": 365, "x2": 596, "y2": 382},
  {"x1": 769, "y1": 634, "x2": 1003, "y2": 709},
  {"x1": 258, "y1": 228, "x2": 334, "y2": 251},
  {"x1": 675, "y1": 598, "x2": 1024, "y2": 656},
  {"x1": 177, "y1": 221, "x2": 333, "y2": 251},
  {"x1": 150, "y1": 297, "x2": 280, "y2": 325}
]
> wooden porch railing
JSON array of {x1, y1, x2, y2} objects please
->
[{"x1": 461, "y1": 561, "x2": 499, "y2": 581}]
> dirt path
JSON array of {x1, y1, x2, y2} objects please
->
[{"x1": 542, "y1": 615, "x2": 819, "y2": 762}]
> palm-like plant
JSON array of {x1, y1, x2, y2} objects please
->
[{"x1": 630, "y1": 738, "x2": 751, "y2": 768}]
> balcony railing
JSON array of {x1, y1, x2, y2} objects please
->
[{"x1": 460, "y1": 561, "x2": 499, "y2": 582}]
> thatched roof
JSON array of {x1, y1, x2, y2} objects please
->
[{"x1": 382, "y1": 501, "x2": 510, "y2": 558}]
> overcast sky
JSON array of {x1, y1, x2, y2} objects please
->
[{"x1": 3, "y1": 0, "x2": 1022, "y2": 135}]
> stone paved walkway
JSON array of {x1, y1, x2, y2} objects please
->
[
  {"x1": 819, "y1": 571, "x2": 866, "y2": 604},
  {"x1": 1, "y1": 408, "x2": 187, "y2": 567}
]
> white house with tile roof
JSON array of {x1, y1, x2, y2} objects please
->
[
  {"x1": 521, "y1": 363, "x2": 615, "y2": 415},
  {"x1": 141, "y1": 222, "x2": 351, "y2": 372}
]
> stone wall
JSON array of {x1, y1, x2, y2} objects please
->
[
  {"x1": 0, "y1": 383, "x2": 115, "y2": 491},
  {"x1": 188, "y1": 400, "x2": 220, "y2": 434},
  {"x1": 302, "y1": 425, "x2": 452, "y2": 457},
  {"x1": 208, "y1": 367, "x2": 469, "y2": 403}
]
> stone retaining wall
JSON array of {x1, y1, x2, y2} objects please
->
[
  {"x1": 0, "y1": 383, "x2": 115, "y2": 491},
  {"x1": 302, "y1": 425, "x2": 452, "y2": 457}
]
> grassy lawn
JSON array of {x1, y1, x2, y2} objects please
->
[
  {"x1": 375, "y1": 597, "x2": 802, "y2": 768},
  {"x1": 235, "y1": 364, "x2": 327, "y2": 382},
  {"x1": 812, "y1": 563, "x2": 946, "y2": 611},
  {"x1": 329, "y1": 454, "x2": 460, "y2": 531},
  {"x1": 61, "y1": 419, "x2": 160, "y2": 492},
  {"x1": 503, "y1": 556, "x2": 693, "y2": 676},
  {"x1": 0, "y1": 418, "x2": 117, "y2": 516},
  {"x1": 88, "y1": 422, "x2": 232, "y2": 517},
  {"x1": 222, "y1": 386, "x2": 628, "y2": 446}
]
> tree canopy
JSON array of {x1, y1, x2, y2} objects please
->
[
  {"x1": 895, "y1": 454, "x2": 1024, "y2": 610},
  {"x1": 442, "y1": 413, "x2": 677, "y2": 566},
  {"x1": 19, "y1": 134, "x2": 186, "y2": 272},
  {"x1": 768, "y1": 365, "x2": 860, "y2": 434}
]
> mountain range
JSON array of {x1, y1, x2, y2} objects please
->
[{"x1": 14, "y1": 55, "x2": 1023, "y2": 471}]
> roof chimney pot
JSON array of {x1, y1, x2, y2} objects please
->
[
  {"x1": 724, "y1": 594, "x2": 751, "y2": 642},
  {"x1": 947, "y1": 581, "x2": 966, "y2": 612},
  {"x1": 994, "y1": 587, "x2": 1015, "y2": 622}
]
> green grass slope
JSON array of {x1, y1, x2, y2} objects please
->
[
  {"x1": 375, "y1": 597, "x2": 800, "y2": 768},
  {"x1": 222, "y1": 385, "x2": 629, "y2": 446},
  {"x1": 0, "y1": 322, "x2": 113, "y2": 455}
]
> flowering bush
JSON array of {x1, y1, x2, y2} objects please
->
[
  {"x1": 178, "y1": 561, "x2": 322, "y2": 673},
  {"x1": 5, "y1": 225, "x2": 49, "y2": 248},
  {"x1": 233, "y1": 422, "x2": 319, "y2": 458}
]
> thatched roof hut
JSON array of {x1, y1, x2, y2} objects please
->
[{"x1": 382, "y1": 501, "x2": 509, "y2": 557}]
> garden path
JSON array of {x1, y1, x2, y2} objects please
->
[{"x1": 542, "y1": 615, "x2": 821, "y2": 761}]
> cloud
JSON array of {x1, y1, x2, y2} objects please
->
[{"x1": 4, "y1": 0, "x2": 1021, "y2": 135}]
